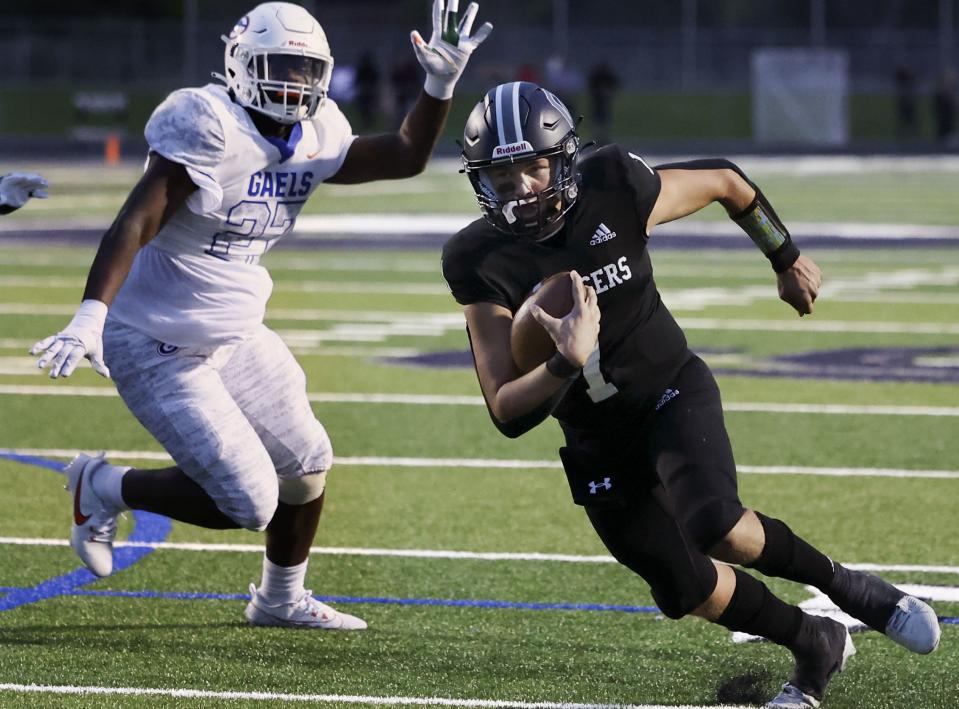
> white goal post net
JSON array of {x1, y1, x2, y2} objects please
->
[{"x1": 752, "y1": 49, "x2": 849, "y2": 145}]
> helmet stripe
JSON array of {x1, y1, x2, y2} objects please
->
[
  {"x1": 511, "y1": 82, "x2": 523, "y2": 143},
  {"x1": 494, "y1": 84, "x2": 507, "y2": 147}
]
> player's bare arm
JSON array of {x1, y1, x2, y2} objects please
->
[
  {"x1": 328, "y1": 0, "x2": 491, "y2": 184},
  {"x1": 326, "y1": 92, "x2": 452, "y2": 183},
  {"x1": 30, "y1": 155, "x2": 196, "y2": 378},
  {"x1": 647, "y1": 166, "x2": 755, "y2": 229},
  {"x1": 650, "y1": 159, "x2": 822, "y2": 316},
  {"x1": 84, "y1": 155, "x2": 196, "y2": 305},
  {"x1": 777, "y1": 253, "x2": 822, "y2": 316},
  {"x1": 465, "y1": 273, "x2": 599, "y2": 425}
]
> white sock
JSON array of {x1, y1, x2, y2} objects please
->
[
  {"x1": 91, "y1": 463, "x2": 131, "y2": 512},
  {"x1": 259, "y1": 557, "x2": 308, "y2": 605}
]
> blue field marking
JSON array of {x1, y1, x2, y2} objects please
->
[
  {"x1": 0, "y1": 451, "x2": 65, "y2": 473},
  {"x1": 0, "y1": 584, "x2": 662, "y2": 614},
  {"x1": 0, "y1": 452, "x2": 172, "y2": 612},
  {"x1": 3, "y1": 453, "x2": 957, "y2": 625},
  {"x1": 0, "y1": 584, "x2": 957, "y2": 625}
]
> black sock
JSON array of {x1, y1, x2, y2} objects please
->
[
  {"x1": 746, "y1": 512, "x2": 836, "y2": 590},
  {"x1": 829, "y1": 563, "x2": 902, "y2": 631},
  {"x1": 716, "y1": 568, "x2": 804, "y2": 648}
]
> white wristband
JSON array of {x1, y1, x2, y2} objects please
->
[
  {"x1": 424, "y1": 74, "x2": 456, "y2": 101},
  {"x1": 70, "y1": 299, "x2": 109, "y2": 332}
]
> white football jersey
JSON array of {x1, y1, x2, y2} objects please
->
[{"x1": 109, "y1": 83, "x2": 355, "y2": 347}]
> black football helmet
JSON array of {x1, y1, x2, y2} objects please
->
[{"x1": 462, "y1": 82, "x2": 580, "y2": 241}]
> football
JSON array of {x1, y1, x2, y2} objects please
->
[{"x1": 510, "y1": 271, "x2": 575, "y2": 373}]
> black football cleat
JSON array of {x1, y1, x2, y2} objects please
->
[{"x1": 767, "y1": 615, "x2": 855, "y2": 708}]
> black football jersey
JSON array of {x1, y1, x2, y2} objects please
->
[{"x1": 442, "y1": 144, "x2": 692, "y2": 429}]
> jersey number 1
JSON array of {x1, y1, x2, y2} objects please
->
[{"x1": 583, "y1": 343, "x2": 618, "y2": 403}]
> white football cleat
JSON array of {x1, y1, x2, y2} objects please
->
[
  {"x1": 64, "y1": 452, "x2": 120, "y2": 577},
  {"x1": 885, "y1": 595, "x2": 941, "y2": 655},
  {"x1": 244, "y1": 584, "x2": 367, "y2": 630}
]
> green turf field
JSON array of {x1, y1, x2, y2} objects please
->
[
  {"x1": 0, "y1": 162, "x2": 957, "y2": 708},
  {"x1": 3, "y1": 157, "x2": 959, "y2": 227}
]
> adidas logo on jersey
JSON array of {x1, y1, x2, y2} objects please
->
[
  {"x1": 589, "y1": 223, "x2": 617, "y2": 246},
  {"x1": 655, "y1": 388, "x2": 680, "y2": 411}
]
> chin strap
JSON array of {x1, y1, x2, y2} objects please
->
[{"x1": 502, "y1": 197, "x2": 537, "y2": 225}]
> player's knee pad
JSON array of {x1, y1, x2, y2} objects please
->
[
  {"x1": 231, "y1": 496, "x2": 277, "y2": 532},
  {"x1": 278, "y1": 470, "x2": 328, "y2": 505},
  {"x1": 222, "y1": 477, "x2": 279, "y2": 531},
  {"x1": 684, "y1": 498, "x2": 746, "y2": 552}
]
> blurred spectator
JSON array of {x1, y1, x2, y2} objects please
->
[
  {"x1": 390, "y1": 58, "x2": 421, "y2": 128},
  {"x1": 544, "y1": 55, "x2": 580, "y2": 119},
  {"x1": 0, "y1": 172, "x2": 48, "y2": 215},
  {"x1": 893, "y1": 66, "x2": 918, "y2": 141},
  {"x1": 588, "y1": 61, "x2": 620, "y2": 143},
  {"x1": 355, "y1": 52, "x2": 380, "y2": 131},
  {"x1": 329, "y1": 64, "x2": 357, "y2": 104},
  {"x1": 933, "y1": 69, "x2": 957, "y2": 146},
  {"x1": 517, "y1": 62, "x2": 541, "y2": 84}
]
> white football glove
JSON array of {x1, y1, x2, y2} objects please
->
[
  {"x1": 0, "y1": 172, "x2": 49, "y2": 209},
  {"x1": 31, "y1": 299, "x2": 111, "y2": 379},
  {"x1": 411, "y1": 0, "x2": 492, "y2": 101}
]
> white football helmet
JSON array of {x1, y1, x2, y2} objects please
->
[{"x1": 214, "y1": 2, "x2": 334, "y2": 124}]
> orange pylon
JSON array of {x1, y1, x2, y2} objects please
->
[{"x1": 105, "y1": 134, "x2": 121, "y2": 166}]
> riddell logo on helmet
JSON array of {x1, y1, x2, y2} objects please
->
[
  {"x1": 492, "y1": 141, "x2": 534, "y2": 158},
  {"x1": 287, "y1": 40, "x2": 309, "y2": 47}
]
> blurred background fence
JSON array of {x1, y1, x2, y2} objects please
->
[{"x1": 1, "y1": 0, "x2": 957, "y2": 155}]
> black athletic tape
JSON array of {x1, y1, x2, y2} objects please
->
[
  {"x1": 653, "y1": 158, "x2": 800, "y2": 273},
  {"x1": 546, "y1": 351, "x2": 581, "y2": 379}
]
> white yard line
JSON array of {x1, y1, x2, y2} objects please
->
[
  {"x1": 4, "y1": 447, "x2": 959, "y2": 479},
  {"x1": 0, "y1": 275, "x2": 451, "y2": 296},
  {"x1": 0, "y1": 684, "x2": 736, "y2": 709},
  {"x1": 283, "y1": 215, "x2": 959, "y2": 240},
  {"x1": 272, "y1": 282, "x2": 451, "y2": 295},
  {"x1": 1, "y1": 535, "x2": 957, "y2": 575},
  {"x1": 5, "y1": 301, "x2": 957, "y2": 335},
  {"x1": 1, "y1": 384, "x2": 958, "y2": 417},
  {"x1": 677, "y1": 316, "x2": 959, "y2": 335},
  {"x1": 4, "y1": 213, "x2": 959, "y2": 240}
]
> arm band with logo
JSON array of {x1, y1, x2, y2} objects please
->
[
  {"x1": 731, "y1": 194, "x2": 800, "y2": 273},
  {"x1": 654, "y1": 158, "x2": 801, "y2": 273}
]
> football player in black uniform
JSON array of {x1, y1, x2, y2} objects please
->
[{"x1": 442, "y1": 82, "x2": 941, "y2": 709}]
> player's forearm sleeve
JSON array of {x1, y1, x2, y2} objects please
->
[{"x1": 731, "y1": 193, "x2": 800, "y2": 273}]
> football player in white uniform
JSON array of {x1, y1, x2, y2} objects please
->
[
  {"x1": 0, "y1": 172, "x2": 48, "y2": 214},
  {"x1": 30, "y1": 0, "x2": 492, "y2": 630}
]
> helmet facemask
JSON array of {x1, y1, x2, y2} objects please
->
[
  {"x1": 466, "y1": 135, "x2": 580, "y2": 242},
  {"x1": 247, "y1": 52, "x2": 330, "y2": 123},
  {"x1": 215, "y1": 3, "x2": 334, "y2": 125}
]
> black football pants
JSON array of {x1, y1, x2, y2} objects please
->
[{"x1": 561, "y1": 356, "x2": 745, "y2": 618}]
